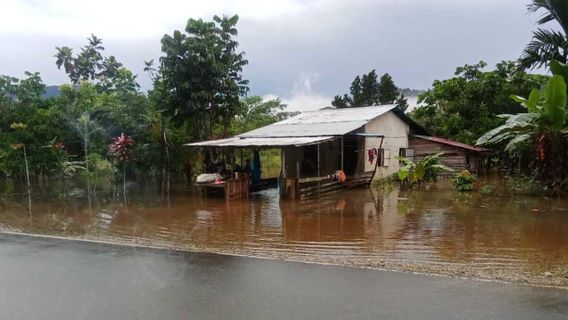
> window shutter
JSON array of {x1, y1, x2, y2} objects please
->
[
  {"x1": 405, "y1": 149, "x2": 415, "y2": 161},
  {"x1": 383, "y1": 150, "x2": 391, "y2": 167}
]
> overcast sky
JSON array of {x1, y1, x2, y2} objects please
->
[{"x1": 0, "y1": 0, "x2": 546, "y2": 110}]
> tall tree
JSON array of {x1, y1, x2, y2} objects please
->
[
  {"x1": 333, "y1": 70, "x2": 399, "y2": 108},
  {"x1": 377, "y1": 73, "x2": 398, "y2": 105},
  {"x1": 395, "y1": 94, "x2": 409, "y2": 112},
  {"x1": 361, "y1": 69, "x2": 379, "y2": 105},
  {"x1": 517, "y1": 0, "x2": 568, "y2": 71},
  {"x1": 158, "y1": 14, "x2": 249, "y2": 138},
  {"x1": 350, "y1": 75, "x2": 364, "y2": 107},
  {"x1": 55, "y1": 35, "x2": 139, "y2": 93},
  {"x1": 331, "y1": 94, "x2": 351, "y2": 108}
]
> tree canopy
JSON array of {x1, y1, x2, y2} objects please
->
[
  {"x1": 332, "y1": 70, "x2": 401, "y2": 108},
  {"x1": 157, "y1": 14, "x2": 249, "y2": 138},
  {"x1": 409, "y1": 61, "x2": 547, "y2": 144}
]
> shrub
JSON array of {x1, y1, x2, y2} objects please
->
[
  {"x1": 506, "y1": 175, "x2": 547, "y2": 195},
  {"x1": 451, "y1": 170, "x2": 477, "y2": 192},
  {"x1": 396, "y1": 152, "x2": 453, "y2": 189}
]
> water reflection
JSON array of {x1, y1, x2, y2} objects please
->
[{"x1": 1, "y1": 180, "x2": 568, "y2": 276}]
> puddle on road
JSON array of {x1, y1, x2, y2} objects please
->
[{"x1": 1, "y1": 177, "x2": 568, "y2": 286}]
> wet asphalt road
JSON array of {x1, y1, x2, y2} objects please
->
[{"x1": 0, "y1": 233, "x2": 567, "y2": 320}]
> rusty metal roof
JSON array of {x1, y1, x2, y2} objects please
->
[
  {"x1": 186, "y1": 136, "x2": 335, "y2": 148},
  {"x1": 412, "y1": 135, "x2": 489, "y2": 153}
]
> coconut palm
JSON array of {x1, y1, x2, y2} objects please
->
[{"x1": 517, "y1": 0, "x2": 568, "y2": 71}]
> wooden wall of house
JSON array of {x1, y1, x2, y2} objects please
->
[{"x1": 408, "y1": 137, "x2": 483, "y2": 173}]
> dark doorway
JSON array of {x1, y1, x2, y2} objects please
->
[{"x1": 343, "y1": 136, "x2": 362, "y2": 175}]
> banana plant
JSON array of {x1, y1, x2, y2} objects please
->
[
  {"x1": 396, "y1": 152, "x2": 454, "y2": 188},
  {"x1": 476, "y1": 69, "x2": 567, "y2": 155},
  {"x1": 477, "y1": 59, "x2": 568, "y2": 191}
]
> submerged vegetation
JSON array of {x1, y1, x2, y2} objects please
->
[
  {"x1": 451, "y1": 170, "x2": 478, "y2": 192},
  {"x1": 396, "y1": 153, "x2": 453, "y2": 189},
  {"x1": 0, "y1": 15, "x2": 288, "y2": 197}
]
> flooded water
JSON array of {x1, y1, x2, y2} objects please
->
[{"x1": 1, "y1": 177, "x2": 568, "y2": 285}]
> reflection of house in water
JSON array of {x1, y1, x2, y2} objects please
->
[
  {"x1": 188, "y1": 106, "x2": 488, "y2": 200},
  {"x1": 281, "y1": 189, "x2": 383, "y2": 242}
]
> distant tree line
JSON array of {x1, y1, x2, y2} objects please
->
[{"x1": 331, "y1": 70, "x2": 408, "y2": 111}]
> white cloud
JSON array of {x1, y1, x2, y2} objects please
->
[{"x1": 264, "y1": 71, "x2": 332, "y2": 112}]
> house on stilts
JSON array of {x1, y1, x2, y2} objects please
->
[{"x1": 187, "y1": 105, "x2": 488, "y2": 201}]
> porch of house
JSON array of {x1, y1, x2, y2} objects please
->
[{"x1": 187, "y1": 134, "x2": 384, "y2": 201}]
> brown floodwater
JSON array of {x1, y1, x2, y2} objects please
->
[{"x1": 1, "y1": 177, "x2": 568, "y2": 285}]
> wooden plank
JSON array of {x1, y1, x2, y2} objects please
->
[
  {"x1": 301, "y1": 185, "x2": 343, "y2": 199},
  {"x1": 300, "y1": 183, "x2": 343, "y2": 198},
  {"x1": 299, "y1": 175, "x2": 333, "y2": 184},
  {"x1": 299, "y1": 180, "x2": 339, "y2": 192}
]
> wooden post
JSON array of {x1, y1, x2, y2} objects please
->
[
  {"x1": 340, "y1": 137, "x2": 344, "y2": 171},
  {"x1": 317, "y1": 143, "x2": 321, "y2": 197},
  {"x1": 281, "y1": 148, "x2": 286, "y2": 177}
]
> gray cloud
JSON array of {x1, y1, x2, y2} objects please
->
[{"x1": 0, "y1": 0, "x2": 542, "y2": 110}]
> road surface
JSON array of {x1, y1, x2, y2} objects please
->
[{"x1": 0, "y1": 233, "x2": 566, "y2": 320}]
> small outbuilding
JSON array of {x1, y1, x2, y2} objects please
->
[{"x1": 408, "y1": 135, "x2": 489, "y2": 175}]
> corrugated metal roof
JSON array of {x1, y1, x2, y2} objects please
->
[
  {"x1": 186, "y1": 136, "x2": 334, "y2": 148},
  {"x1": 412, "y1": 135, "x2": 489, "y2": 153},
  {"x1": 241, "y1": 105, "x2": 397, "y2": 138}
]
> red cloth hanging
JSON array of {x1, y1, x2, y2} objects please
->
[{"x1": 368, "y1": 148, "x2": 378, "y2": 164}]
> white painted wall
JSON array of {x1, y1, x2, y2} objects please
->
[{"x1": 364, "y1": 111, "x2": 409, "y2": 178}]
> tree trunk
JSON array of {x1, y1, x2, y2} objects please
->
[
  {"x1": 23, "y1": 146, "x2": 32, "y2": 216},
  {"x1": 123, "y1": 162, "x2": 127, "y2": 206}
]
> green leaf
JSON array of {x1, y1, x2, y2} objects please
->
[
  {"x1": 543, "y1": 75, "x2": 567, "y2": 130},
  {"x1": 397, "y1": 166, "x2": 410, "y2": 181},
  {"x1": 414, "y1": 162, "x2": 425, "y2": 180},
  {"x1": 476, "y1": 113, "x2": 537, "y2": 146},
  {"x1": 430, "y1": 164, "x2": 454, "y2": 172},
  {"x1": 510, "y1": 89, "x2": 541, "y2": 113},
  {"x1": 550, "y1": 59, "x2": 568, "y2": 84},
  {"x1": 527, "y1": 89, "x2": 540, "y2": 113},
  {"x1": 505, "y1": 134, "x2": 531, "y2": 152}
]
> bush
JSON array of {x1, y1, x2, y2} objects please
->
[
  {"x1": 451, "y1": 170, "x2": 477, "y2": 192},
  {"x1": 506, "y1": 175, "x2": 547, "y2": 195},
  {"x1": 396, "y1": 152, "x2": 453, "y2": 189}
]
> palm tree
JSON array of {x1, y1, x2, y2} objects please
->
[{"x1": 517, "y1": 0, "x2": 568, "y2": 71}]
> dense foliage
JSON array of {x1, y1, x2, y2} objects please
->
[
  {"x1": 0, "y1": 15, "x2": 285, "y2": 193},
  {"x1": 477, "y1": 64, "x2": 568, "y2": 192},
  {"x1": 468, "y1": 1, "x2": 568, "y2": 193},
  {"x1": 410, "y1": 61, "x2": 547, "y2": 145}
]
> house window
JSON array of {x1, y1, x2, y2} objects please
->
[
  {"x1": 399, "y1": 148, "x2": 414, "y2": 161},
  {"x1": 379, "y1": 149, "x2": 391, "y2": 167}
]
